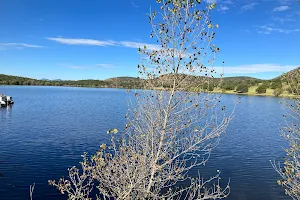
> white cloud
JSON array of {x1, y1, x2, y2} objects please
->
[
  {"x1": 119, "y1": 41, "x2": 161, "y2": 51},
  {"x1": 0, "y1": 43, "x2": 43, "y2": 50},
  {"x1": 218, "y1": 5, "x2": 230, "y2": 11},
  {"x1": 96, "y1": 64, "x2": 115, "y2": 69},
  {"x1": 223, "y1": 0, "x2": 234, "y2": 4},
  {"x1": 48, "y1": 38, "x2": 192, "y2": 59},
  {"x1": 208, "y1": 0, "x2": 233, "y2": 12},
  {"x1": 204, "y1": 0, "x2": 217, "y2": 3},
  {"x1": 278, "y1": 0, "x2": 294, "y2": 5},
  {"x1": 57, "y1": 63, "x2": 90, "y2": 70},
  {"x1": 258, "y1": 24, "x2": 299, "y2": 34},
  {"x1": 59, "y1": 63, "x2": 116, "y2": 70},
  {"x1": 130, "y1": 0, "x2": 139, "y2": 8},
  {"x1": 205, "y1": 0, "x2": 234, "y2": 4},
  {"x1": 241, "y1": 2, "x2": 258, "y2": 11},
  {"x1": 67, "y1": 65, "x2": 90, "y2": 70},
  {"x1": 273, "y1": 5, "x2": 290, "y2": 11},
  {"x1": 47, "y1": 37, "x2": 161, "y2": 51},
  {"x1": 19, "y1": 44, "x2": 43, "y2": 48},
  {"x1": 47, "y1": 38, "x2": 117, "y2": 46},
  {"x1": 214, "y1": 64, "x2": 298, "y2": 74},
  {"x1": 273, "y1": 16, "x2": 295, "y2": 23}
]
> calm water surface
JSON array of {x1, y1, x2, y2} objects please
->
[{"x1": 0, "y1": 86, "x2": 290, "y2": 200}]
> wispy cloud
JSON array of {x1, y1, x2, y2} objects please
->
[
  {"x1": 258, "y1": 24, "x2": 300, "y2": 34},
  {"x1": 96, "y1": 64, "x2": 115, "y2": 69},
  {"x1": 218, "y1": 5, "x2": 230, "y2": 11},
  {"x1": 59, "y1": 63, "x2": 116, "y2": 70},
  {"x1": 47, "y1": 37, "x2": 161, "y2": 51},
  {"x1": 273, "y1": 5, "x2": 290, "y2": 11},
  {"x1": 47, "y1": 38, "x2": 117, "y2": 46},
  {"x1": 214, "y1": 64, "x2": 298, "y2": 74},
  {"x1": 119, "y1": 41, "x2": 161, "y2": 51},
  {"x1": 204, "y1": 0, "x2": 217, "y2": 3},
  {"x1": 204, "y1": 0, "x2": 234, "y2": 4},
  {"x1": 209, "y1": 0, "x2": 233, "y2": 12},
  {"x1": 0, "y1": 43, "x2": 43, "y2": 50},
  {"x1": 223, "y1": 0, "x2": 234, "y2": 4},
  {"x1": 278, "y1": 0, "x2": 294, "y2": 5},
  {"x1": 49, "y1": 38, "x2": 194, "y2": 59},
  {"x1": 273, "y1": 16, "x2": 295, "y2": 23},
  {"x1": 67, "y1": 65, "x2": 90, "y2": 70},
  {"x1": 57, "y1": 63, "x2": 91, "y2": 70},
  {"x1": 241, "y1": 2, "x2": 258, "y2": 11},
  {"x1": 130, "y1": 0, "x2": 139, "y2": 8}
]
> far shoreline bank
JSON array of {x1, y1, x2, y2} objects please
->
[{"x1": 0, "y1": 84, "x2": 298, "y2": 99}]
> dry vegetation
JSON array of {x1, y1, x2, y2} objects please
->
[{"x1": 272, "y1": 68, "x2": 300, "y2": 200}]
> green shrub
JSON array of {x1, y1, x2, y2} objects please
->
[
  {"x1": 263, "y1": 81, "x2": 271, "y2": 87},
  {"x1": 236, "y1": 84, "x2": 248, "y2": 93},
  {"x1": 202, "y1": 83, "x2": 214, "y2": 91},
  {"x1": 270, "y1": 80, "x2": 282, "y2": 89},
  {"x1": 222, "y1": 83, "x2": 235, "y2": 90},
  {"x1": 250, "y1": 80, "x2": 259, "y2": 86},
  {"x1": 274, "y1": 88, "x2": 282, "y2": 97},
  {"x1": 256, "y1": 84, "x2": 268, "y2": 93}
]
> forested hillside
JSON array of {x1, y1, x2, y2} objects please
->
[
  {"x1": 1, "y1": 67, "x2": 299, "y2": 97},
  {"x1": 0, "y1": 74, "x2": 143, "y2": 89}
]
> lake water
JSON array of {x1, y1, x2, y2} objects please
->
[{"x1": 0, "y1": 86, "x2": 290, "y2": 200}]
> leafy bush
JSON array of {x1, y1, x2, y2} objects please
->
[
  {"x1": 263, "y1": 81, "x2": 271, "y2": 87},
  {"x1": 274, "y1": 88, "x2": 282, "y2": 97},
  {"x1": 222, "y1": 83, "x2": 235, "y2": 90},
  {"x1": 203, "y1": 83, "x2": 214, "y2": 91},
  {"x1": 270, "y1": 80, "x2": 282, "y2": 89},
  {"x1": 256, "y1": 84, "x2": 268, "y2": 94},
  {"x1": 236, "y1": 83, "x2": 248, "y2": 93},
  {"x1": 249, "y1": 80, "x2": 259, "y2": 86}
]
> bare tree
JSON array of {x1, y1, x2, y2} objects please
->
[
  {"x1": 50, "y1": 0, "x2": 234, "y2": 199},
  {"x1": 272, "y1": 68, "x2": 300, "y2": 200}
]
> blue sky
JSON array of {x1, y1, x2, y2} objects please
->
[{"x1": 0, "y1": 0, "x2": 299, "y2": 80}]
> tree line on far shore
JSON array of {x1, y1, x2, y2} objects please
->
[{"x1": 1, "y1": 69, "x2": 299, "y2": 97}]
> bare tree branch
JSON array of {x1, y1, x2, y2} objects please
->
[
  {"x1": 50, "y1": 1, "x2": 234, "y2": 199},
  {"x1": 272, "y1": 68, "x2": 300, "y2": 200}
]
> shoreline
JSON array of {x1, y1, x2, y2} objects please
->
[
  {"x1": 212, "y1": 90, "x2": 297, "y2": 98},
  {"x1": 0, "y1": 84, "x2": 298, "y2": 99}
]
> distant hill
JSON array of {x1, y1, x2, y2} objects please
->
[
  {"x1": 273, "y1": 67, "x2": 300, "y2": 81},
  {"x1": 0, "y1": 74, "x2": 143, "y2": 89},
  {"x1": 105, "y1": 76, "x2": 140, "y2": 82},
  {"x1": 0, "y1": 67, "x2": 299, "y2": 97}
]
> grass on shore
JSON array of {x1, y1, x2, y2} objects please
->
[{"x1": 213, "y1": 86, "x2": 296, "y2": 98}]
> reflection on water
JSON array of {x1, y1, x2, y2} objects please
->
[
  {"x1": 0, "y1": 86, "x2": 291, "y2": 200},
  {"x1": 0, "y1": 104, "x2": 13, "y2": 111}
]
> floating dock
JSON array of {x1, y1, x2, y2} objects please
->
[{"x1": 0, "y1": 94, "x2": 14, "y2": 107}]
